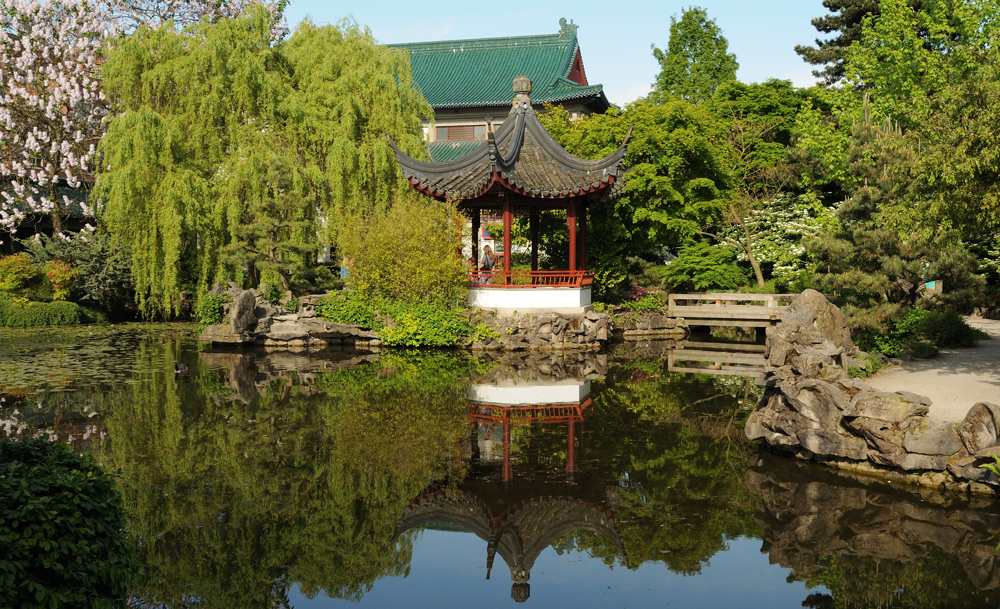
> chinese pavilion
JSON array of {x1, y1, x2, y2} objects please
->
[{"x1": 390, "y1": 76, "x2": 630, "y2": 314}]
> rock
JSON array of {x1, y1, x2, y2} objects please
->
[
  {"x1": 783, "y1": 378, "x2": 850, "y2": 426},
  {"x1": 844, "y1": 390, "x2": 930, "y2": 423},
  {"x1": 199, "y1": 323, "x2": 252, "y2": 345},
  {"x1": 797, "y1": 429, "x2": 869, "y2": 460},
  {"x1": 902, "y1": 420, "x2": 963, "y2": 457},
  {"x1": 958, "y1": 402, "x2": 1000, "y2": 456},
  {"x1": 842, "y1": 416, "x2": 906, "y2": 454},
  {"x1": 869, "y1": 450, "x2": 950, "y2": 471},
  {"x1": 947, "y1": 456, "x2": 999, "y2": 485},
  {"x1": 230, "y1": 290, "x2": 258, "y2": 335},
  {"x1": 298, "y1": 293, "x2": 327, "y2": 306}
]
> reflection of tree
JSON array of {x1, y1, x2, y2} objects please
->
[
  {"x1": 543, "y1": 358, "x2": 761, "y2": 574},
  {"x1": 94, "y1": 350, "x2": 470, "y2": 607}
]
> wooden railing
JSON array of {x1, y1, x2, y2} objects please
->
[
  {"x1": 667, "y1": 292, "x2": 798, "y2": 327},
  {"x1": 467, "y1": 270, "x2": 594, "y2": 289},
  {"x1": 467, "y1": 398, "x2": 593, "y2": 424}
]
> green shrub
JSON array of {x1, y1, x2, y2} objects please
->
[
  {"x1": 316, "y1": 291, "x2": 382, "y2": 330},
  {"x1": 658, "y1": 241, "x2": 750, "y2": 292},
  {"x1": 194, "y1": 293, "x2": 233, "y2": 329},
  {"x1": 20, "y1": 231, "x2": 135, "y2": 319},
  {"x1": 848, "y1": 351, "x2": 887, "y2": 378},
  {"x1": 316, "y1": 292, "x2": 479, "y2": 347},
  {"x1": 912, "y1": 309, "x2": 989, "y2": 348},
  {"x1": 621, "y1": 292, "x2": 666, "y2": 313},
  {"x1": 0, "y1": 296, "x2": 86, "y2": 326},
  {"x1": 906, "y1": 340, "x2": 939, "y2": 359},
  {"x1": 855, "y1": 307, "x2": 987, "y2": 357},
  {"x1": 338, "y1": 197, "x2": 468, "y2": 306},
  {"x1": 0, "y1": 253, "x2": 38, "y2": 292},
  {"x1": 0, "y1": 438, "x2": 140, "y2": 608}
]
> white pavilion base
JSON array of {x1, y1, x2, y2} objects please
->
[
  {"x1": 468, "y1": 381, "x2": 591, "y2": 406},
  {"x1": 467, "y1": 286, "x2": 592, "y2": 315}
]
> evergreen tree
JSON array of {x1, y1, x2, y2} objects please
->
[
  {"x1": 807, "y1": 105, "x2": 983, "y2": 330},
  {"x1": 650, "y1": 7, "x2": 738, "y2": 104},
  {"x1": 795, "y1": 0, "x2": 881, "y2": 85}
]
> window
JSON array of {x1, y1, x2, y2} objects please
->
[{"x1": 436, "y1": 124, "x2": 487, "y2": 141}]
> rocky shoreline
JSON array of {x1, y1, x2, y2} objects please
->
[
  {"x1": 198, "y1": 286, "x2": 689, "y2": 351},
  {"x1": 746, "y1": 289, "x2": 1000, "y2": 494}
]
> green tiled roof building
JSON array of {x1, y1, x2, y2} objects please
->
[{"x1": 390, "y1": 18, "x2": 610, "y2": 162}]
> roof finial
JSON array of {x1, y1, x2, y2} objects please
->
[
  {"x1": 559, "y1": 18, "x2": 578, "y2": 36},
  {"x1": 513, "y1": 75, "x2": 532, "y2": 105}
]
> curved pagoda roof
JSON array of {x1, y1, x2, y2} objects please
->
[{"x1": 389, "y1": 80, "x2": 631, "y2": 205}]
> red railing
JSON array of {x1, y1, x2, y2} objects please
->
[
  {"x1": 467, "y1": 270, "x2": 594, "y2": 288},
  {"x1": 467, "y1": 398, "x2": 593, "y2": 425}
]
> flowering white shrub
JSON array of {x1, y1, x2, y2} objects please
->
[{"x1": 719, "y1": 193, "x2": 839, "y2": 280}]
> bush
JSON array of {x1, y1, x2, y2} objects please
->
[
  {"x1": 194, "y1": 293, "x2": 233, "y2": 329},
  {"x1": 912, "y1": 309, "x2": 989, "y2": 348},
  {"x1": 20, "y1": 231, "x2": 135, "y2": 319},
  {"x1": 848, "y1": 351, "x2": 888, "y2": 378},
  {"x1": 0, "y1": 253, "x2": 38, "y2": 292},
  {"x1": 0, "y1": 438, "x2": 140, "y2": 608},
  {"x1": 42, "y1": 260, "x2": 77, "y2": 301},
  {"x1": 337, "y1": 197, "x2": 468, "y2": 306},
  {"x1": 0, "y1": 296, "x2": 89, "y2": 327},
  {"x1": 316, "y1": 292, "x2": 480, "y2": 347},
  {"x1": 657, "y1": 241, "x2": 750, "y2": 292},
  {"x1": 855, "y1": 307, "x2": 987, "y2": 357},
  {"x1": 621, "y1": 291, "x2": 666, "y2": 313}
]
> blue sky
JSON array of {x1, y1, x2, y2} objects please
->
[{"x1": 284, "y1": 0, "x2": 831, "y2": 106}]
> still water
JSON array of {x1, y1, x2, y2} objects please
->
[{"x1": 2, "y1": 324, "x2": 1000, "y2": 608}]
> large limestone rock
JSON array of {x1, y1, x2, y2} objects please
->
[{"x1": 747, "y1": 290, "x2": 1000, "y2": 493}]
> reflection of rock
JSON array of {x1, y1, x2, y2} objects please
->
[
  {"x1": 746, "y1": 290, "x2": 1000, "y2": 493},
  {"x1": 199, "y1": 350, "x2": 379, "y2": 403},
  {"x1": 618, "y1": 312, "x2": 688, "y2": 339},
  {"x1": 746, "y1": 454, "x2": 1000, "y2": 592},
  {"x1": 467, "y1": 350, "x2": 608, "y2": 385},
  {"x1": 199, "y1": 287, "x2": 380, "y2": 350}
]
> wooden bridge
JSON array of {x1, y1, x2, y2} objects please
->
[
  {"x1": 667, "y1": 293, "x2": 799, "y2": 329},
  {"x1": 667, "y1": 341, "x2": 767, "y2": 377}
]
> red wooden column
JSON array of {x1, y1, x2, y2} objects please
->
[
  {"x1": 472, "y1": 208, "x2": 480, "y2": 265},
  {"x1": 566, "y1": 419, "x2": 576, "y2": 477},
  {"x1": 579, "y1": 205, "x2": 587, "y2": 271},
  {"x1": 567, "y1": 201, "x2": 577, "y2": 271},
  {"x1": 503, "y1": 197, "x2": 513, "y2": 275},
  {"x1": 502, "y1": 415, "x2": 512, "y2": 483},
  {"x1": 530, "y1": 209, "x2": 539, "y2": 272}
]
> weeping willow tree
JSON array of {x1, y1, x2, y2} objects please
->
[{"x1": 95, "y1": 9, "x2": 430, "y2": 317}]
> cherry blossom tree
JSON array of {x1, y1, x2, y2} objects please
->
[
  {"x1": 0, "y1": 0, "x2": 289, "y2": 244},
  {"x1": 0, "y1": 0, "x2": 112, "y2": 241},
  {"x1": 99, "y1": 0, "x2": 290, "y2": 35}
]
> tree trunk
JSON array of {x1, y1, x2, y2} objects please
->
[{"x1": 741, "y1": 221, "x2": 765, "y2": 288}]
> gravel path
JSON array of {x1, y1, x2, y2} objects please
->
[{"x1": 864, "y1": 318, "x2": 1000, "y2": 422}]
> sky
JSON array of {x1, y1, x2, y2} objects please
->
[{"x1": 283, "y1": 0, "x2": 832, "y2": 107}]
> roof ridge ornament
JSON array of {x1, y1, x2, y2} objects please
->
[
  {"x1": 513, "y1": 75, "x2": 532, "y2": 106},
  {"x1": 558, "y1": 18, "x2": 578, "y2": 36}
]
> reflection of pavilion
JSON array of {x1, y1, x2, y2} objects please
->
[
  {"x1": 398, "y1": 376, "x2": 625, "y2": 602},
  {"x1": 468, "y1": 381, "x2": 591, "y2": 482},
  {"x1": 397, "y1": 489, "x2": 623, "y2": 602}
]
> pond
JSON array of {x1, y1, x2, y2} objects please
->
[{"x1": 2, "y1": 325, "x2": 1000, "y2": 608}]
